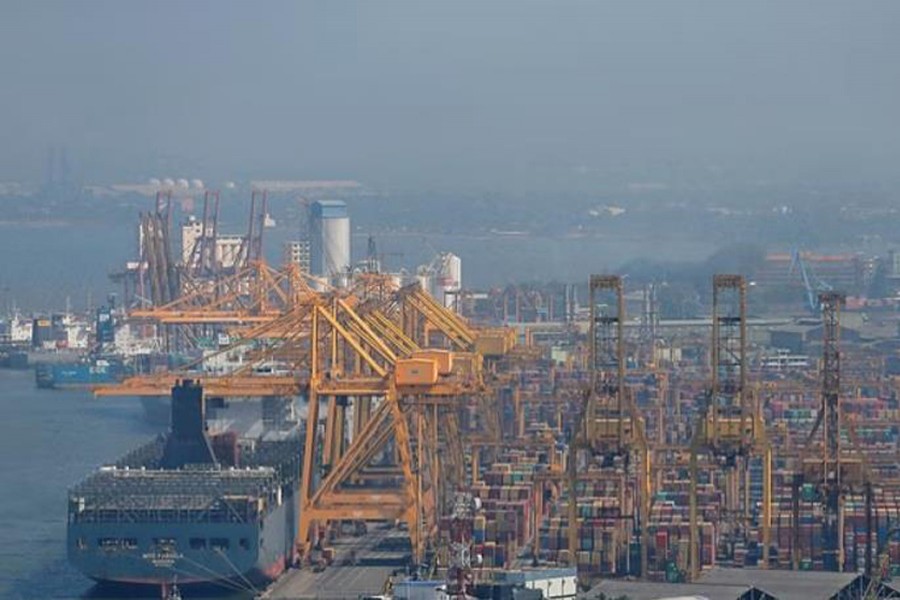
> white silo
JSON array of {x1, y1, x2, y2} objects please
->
[
  {"x1": 309, "y1": 200, "x2": 351, "y2": 288},
  {"x1": 437, "y1": 252, "x2": 462, "y2": 310}
]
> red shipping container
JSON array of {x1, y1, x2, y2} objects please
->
[{"x1": 656, "y1": 530, "x2": 669, "y2": 555}]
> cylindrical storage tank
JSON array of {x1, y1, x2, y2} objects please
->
[
  {"x1": 310, "y1": 200, "x2": 351, "y2": 288},
  {"x1": 446, "y1": 253, "x2": 461, "y2": 289},
  {"x1": 440, "y1": 252, "x2": 462, "y2": 309},
  {"x1": 321, "y1": 216, "x2": 349, "y2": 282}
]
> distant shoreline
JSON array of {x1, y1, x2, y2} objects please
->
[{"x1": 0, "y1": 219, "x2": 107, "y2": 228}]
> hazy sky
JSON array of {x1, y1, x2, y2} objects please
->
[{"x1": 2, "y1": 1, "x2": 899, "y2": 190}]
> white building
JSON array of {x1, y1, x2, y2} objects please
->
[
  {"x1": 284, "y1": 240, "x2": 311, "y2": 274},
  {"x1": 181, "y1": 217, "x2": 246, "y2": 271}
]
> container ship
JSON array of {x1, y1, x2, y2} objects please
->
[{"x1": 67, "y1": 380, "x2": 302, "y2": 590}]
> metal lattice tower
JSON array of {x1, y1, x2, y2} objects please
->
[
  {"x1": 569, "y1": 275, "x2": 649, "y2": 578},
  {"x1": 639, "y1": 283, "x2": 660, "y2": 366},
  {"x1": 445, "y1": 492, "x2": 479, "y2": 598},
  {"x1": 589, "y1": 275, "x2": 626, "y2": 431},
  {"x1": 820, "y1": 292, "x2": 843, "y2": 478},
  {"x1": 711, "y1": 274, "x2": 748, "y2": 453},
  {"x1": 690, "y1": 274, "x2": 770, "y2": 582},
  {"x1": 820, "y1": 291, "x2": 845, "y2": 571}
]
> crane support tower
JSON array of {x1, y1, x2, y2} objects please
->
[
  {"x1": 567, "y1": 275, "x2": 650, "y2": 578},
  {"x1": 821, "y1": 291, "x2": 844, "y2": 571},
  {"x1": 794, "y1": 291, "x2": 868, "y2": 572},
  {"x1": 445, "y1": 492, "x2": 482, "y2": 598},
  {"x1": 689, "y1": 275, "x2": 772, "y2": 580}
]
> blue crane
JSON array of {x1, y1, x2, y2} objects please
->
[{"x1": 789, "y1": 249, "x2": 832, "y2": 313}]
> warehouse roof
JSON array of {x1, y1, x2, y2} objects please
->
[
  {"x1": 701, "y1": 568, "x2": 900, "y2": 600},
  {"x1": 586, "y1": 579, "x2": 769, "y2": 600},
  {"x1": 585, "y1": 569, "x2": 900, "y2": 600}
]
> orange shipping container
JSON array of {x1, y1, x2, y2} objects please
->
[
  {"x1": 395, "y1": 358, "x2": 439, "y2": 386},
  {"x1": 412, "y1": 350, "x2": 454, "y2": 375}
]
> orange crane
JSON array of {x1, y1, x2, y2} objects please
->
[
  {"x1": 295, "y1": 294, "x2": 490, "y2": 568},
  {"x1": 98, "y1": 278, "x2": 511, "y2": 574},
  {"x1": 129, "y1": 261, "x2": 315, "y2": 325}
]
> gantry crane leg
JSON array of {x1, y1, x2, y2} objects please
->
[
  {"x1": 297, "y1": 382, "x2": 320, "y2": 562},
  {"x1": 762, "y1": 444, "x2": 772, "y2": 569},
  {"x1": 689, "y1": 444, "x2": 700, "y2": 581},
  {"x1": 640, "y1": 444, "x2": 650, "y2": 579}
]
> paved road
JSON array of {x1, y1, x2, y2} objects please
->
[{"x1": 263, "y1": 528, "x2": 411, "y2": 599}]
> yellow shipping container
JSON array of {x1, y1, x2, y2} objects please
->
[
  {"x1": 411, "y1": 349, "x2": 453, "y2": 375},
  {"x1": 395, "y1": 358, "x2": 439, "y2": 386}
]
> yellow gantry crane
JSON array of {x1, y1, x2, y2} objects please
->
[
  {"x1": 688, "y1": 274, "x2": 772, "y2": 580},
  {"x1": 792, "y1": 291, "x2": 870, "y2": 573},
  {"x1": 567, "y1": 275, "x2": 651, "y2": 578},
  {"x1": 129, "y1": 261, "x2": 316, "y2": 325},
  {"x1": 295, "y1": 288, "x2": 494, "y2": 568},
  {"x1": 96, "y1": 274, "x2": 514, "y2": 573}
]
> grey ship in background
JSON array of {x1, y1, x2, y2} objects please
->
[{"x1": 67, "y1": 380, "x2": 302, "y2": 590}]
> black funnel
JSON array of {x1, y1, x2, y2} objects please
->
[{"x1": 161, "y1": 379, "x2": 218, "y2": 469}]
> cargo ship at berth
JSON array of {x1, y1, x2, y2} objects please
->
[
  {"x1": 36, "y1": 356, "x2": 130, "y2": 389},
  {"x1": 67, "y1": 380, "x2": 302, "y2": 588}
]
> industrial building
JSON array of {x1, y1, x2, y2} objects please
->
[
  {"x1": 591, "y1": 567, "x2": 900, "y2": 599},
  {"x1": 754, "y1": 252, "x2": 869, "y2": 296},
  {"x1": 180, "y1": 215, "x2": 244, "y2": 271},
  {"x1": 284, "y1": 239, "x2": 311, "y2": 275}
]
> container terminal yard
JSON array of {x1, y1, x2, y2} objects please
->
[
  {"x1": 30, "y1": 192, "x2": 898, "y2": 600},
  {"x1": 3, "y1": 2, "x2": 900, "y2": 598}
]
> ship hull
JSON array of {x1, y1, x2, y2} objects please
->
[
  {"x1": 68, "y1": 489, "x2": 296, "y2": 587},
  {"x1": 36, "y1": 362, "x2": 126, "y2": 389},
  {"x1": 68, "y1": 382, "x2": 301, "y2": 589}
]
